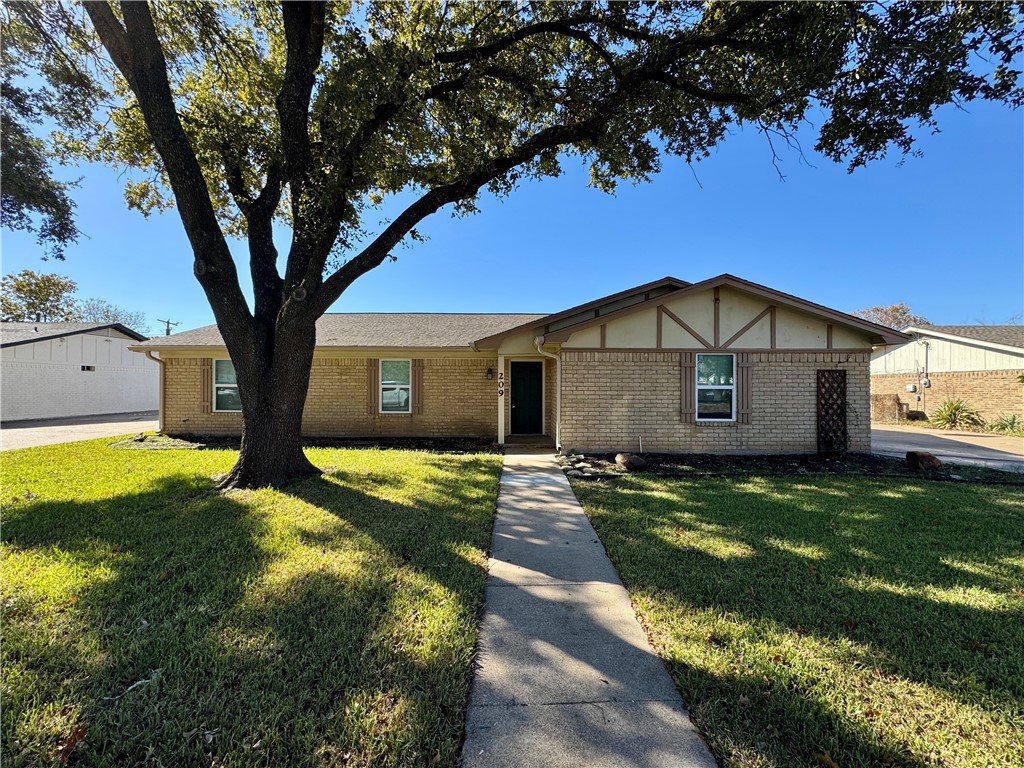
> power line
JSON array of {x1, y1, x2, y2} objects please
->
[{"x1": 156, "y1": 318, "x2": 180, "y2": 336}]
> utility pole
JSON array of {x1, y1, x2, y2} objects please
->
[{"x1": 156, "y1": 318, "x2": 179, "y2": 336}]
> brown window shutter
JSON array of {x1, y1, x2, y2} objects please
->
[
  {"x1": 680, "y1": 351, "x2": 695, "y2": 423},
  {"x1": 737, "y1": 353, "x2": 753, "y2": 424},
  {"x1": 366, "y1": 358, "x2": 379, "y2": 415},
  {"x1": 200, "y1": 358, "x2": 213, "y2": 414},
  {"x1": 411, "y1": 359, "x2": 424, "y2": 415}
]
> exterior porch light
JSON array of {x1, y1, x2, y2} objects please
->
[{"x1": 486, "y1": 367, "x2": 494, "y2": 380}]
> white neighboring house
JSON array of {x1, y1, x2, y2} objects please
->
[
  {"x1": 870, "y1": 325, "x2": 1024, "y2": 421},
  {"x1": 1, "y1": 322, "x2": 159, "y2": 422}
]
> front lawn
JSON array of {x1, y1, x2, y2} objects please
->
[
  {"x1": 1, "y1": 440, "x2": 502, "y2": 767},
  {"x1": 573, "y1": 473, "x2": 1024, "y2": 768}
]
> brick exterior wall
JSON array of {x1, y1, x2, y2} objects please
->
[
  {"x1": 163, "y1": 355, "x2": 498, "y2": 438},
  {"x1": 871, "y1": 369, "x2": 1024, "y2": 422},
  {"x1": 163, "y1": 349, "x2": 874, "y2": 453},
  {"x1": 559, "y1": 351, "x2": 870, "y2": 454},
  {"x1": 164, "y1": 357, "x2": 240, "y2": 435}
]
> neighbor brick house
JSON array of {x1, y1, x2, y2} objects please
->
[
  {"x1": 130, "y1": 275, "x2": 907, "y2": 454},
  {"x1": 870, "y1": 325, "x2": 1024, "y2": 422}
]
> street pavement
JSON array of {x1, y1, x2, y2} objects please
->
[
  {"x1": 0, "y1": 411, "x2": 159, "y2": 451},
  {"x1": 872, "y1": 425, "x2": 1024, "y2": 473}
]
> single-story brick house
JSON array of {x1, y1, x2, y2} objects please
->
[
  {"x1": 130, "y1": 274, "x2": 907, "y2": 454},
  {"x1": 870, "y1": 325, "x2": 1024, "y2": 422}
]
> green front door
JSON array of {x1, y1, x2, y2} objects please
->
[{"x1": 510, "y1": 361, "x2": 544, "y2": 434}]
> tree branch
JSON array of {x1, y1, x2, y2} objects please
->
[
  {"x1": 300, "y1": 2, "x2": 779, "y2": 318},
  {"x1": 276, "y1": 1, "x2": 326, "y2": 194},
  {"x1": 83, "y1": 1, "x2": 250, "y2": 328},
  {"x1": 649, "y1": 73, "x2": 752, "y2": 105},
  {"x1": 309, "y1": 116, "x2": 614, "y2": 317},
  {"x1": 221, "y1": 145, "x2": 255, "y2": 213},
  {"x1": 434, "y1": 15, "x2": 604, "y2": 64},
  {"x1": 304, "y1": 4, "x2": 780, "y2": 317}
]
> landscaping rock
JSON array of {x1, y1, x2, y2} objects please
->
[
  {"x1": 906, "y1": 450, "x2": 943, "y2": 470},
  {"x1": 615, "y1": 453, "x2": 648, "y2": 471},
  {"x1": 565, "y1": 469, "x2": 584, "y2": 477}
]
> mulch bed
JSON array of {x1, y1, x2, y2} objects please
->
[
  {"x1": 567, "y1": 451, "x2": 1024, "y2": 485},
  {"x1": 111, "y1": 433, "x2": 502, "y2": 454}
]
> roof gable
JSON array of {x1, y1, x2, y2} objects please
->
[
  {"x1": 541, "y1": 274, "x2": 909, "y2": 346},
  {"x1": 1, "y1": 322, "x2": 148, "y2": 348},
  {"x1": 472, "y1": 276, "x2": 690, "y2": 349}
]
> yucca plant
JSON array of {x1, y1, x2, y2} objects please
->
[
  {"x1": 989, "y1": 414, "x2": 1022, "y2": 433},
  {"x1": 930, "y1": 399, "x2": 984, "y2": 430}
]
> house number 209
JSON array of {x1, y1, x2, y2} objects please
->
[{"x1": 497, "y1": 371, "x2": 505, "y2": 397}]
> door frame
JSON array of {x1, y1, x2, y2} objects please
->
[{"x1": 508, "y1": 358, "x2": 546, "y2": 435}]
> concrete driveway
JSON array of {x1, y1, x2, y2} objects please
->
[
  {"x1": 872, "y1": 425, "x2": 1024, "y2": 473},
  {"x1": 1, "y1": 411, "x2": 159, "y2": 451}
]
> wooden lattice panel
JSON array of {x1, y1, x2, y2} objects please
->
[{"x1": 817, "y1": 369, "x2": 848, "y2": 454}]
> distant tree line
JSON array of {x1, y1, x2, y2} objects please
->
[
  {"x1": 0, "y1": 269, "x2": 148, "y2": 333},
  {"x1": 850, "y1": 303, "x2": 929, "y2": 330}
]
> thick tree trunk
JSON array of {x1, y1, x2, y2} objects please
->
[{"x1": 217, "y1": 321, "x2": 320, "y2": 490}]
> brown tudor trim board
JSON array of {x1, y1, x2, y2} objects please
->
[
  {"x1": 721, "y1": 305, "x2": 774, "y2": 349},
  {"x1": 660, "y1": 305, "x2": 713, "y2": 349}
]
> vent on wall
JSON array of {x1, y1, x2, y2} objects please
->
[{"x1": 81, "y1": 365, "x2": 96, "y2": 372}]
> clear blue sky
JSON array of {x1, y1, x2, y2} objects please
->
[{"x1": 2, "y1": 100, "x2": 1022, "y2": 334}]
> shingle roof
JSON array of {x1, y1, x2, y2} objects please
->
[
  {"x1": 135, "y1": 313, "x2": 549, "y2": 349},
  {"x1": 914, "y1": 325, "x2": 1024, "y2": 350},
  {"x1": 1, "y1": 321, "x2": 148, "y2": 347}
]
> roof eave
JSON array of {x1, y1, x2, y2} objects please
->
[
  {"x1": 3, "y1": 322, "x2": 148, "y2": 349},
  {"x1": 904, "y1": 326, "x2": 1024, "y2": 354}
]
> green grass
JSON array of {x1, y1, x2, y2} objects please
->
[
  {"x1": 572, "y1": 474, "x2": 1024, "y2": 768},
  {"x1": 1, "y1": 439, "x2": 502, "y2": 767}
]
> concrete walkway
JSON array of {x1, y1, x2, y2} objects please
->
[
  {"x1": 0, "y1": 411, "x2": 159, "y2": 451},
  {"x1": 461, "y1": 453, "x2": 716, "y2": 768}
]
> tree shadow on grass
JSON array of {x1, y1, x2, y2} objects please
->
[
  {"x1": 2, "y1": 453, "x2": 502, "y2": 768},
  {"x1": 575, "y1": 474, "x2": 1024, "y2": 767}
]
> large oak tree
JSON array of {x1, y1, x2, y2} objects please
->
[{"x1": 6, "y1": 1, "x2": 1021, "y2": 487}]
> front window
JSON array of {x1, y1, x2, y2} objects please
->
[
  {"x1": 380, "y1": 359, "x2": 411, "y2": 413},
  {"x1": 696, "y1": 353, "x2": 735, "y2": 422},
  {"x1": 214, "y1": 359, "x2": 241, "y2": 412}
]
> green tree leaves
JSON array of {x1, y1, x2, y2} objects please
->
[
  {"x1": 0, "y1": 269, "x2": 78, "y2": 321},
  {"x1": 1, "y1": 269, "x2": 148, "y2": 331}
]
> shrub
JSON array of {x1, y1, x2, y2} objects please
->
[
  {"x1": 930, "y1": 399, "x2": 983, "y2": 430},
  {"x1": 989, "y1": 414, "x2": 1022, "y2": 433}
]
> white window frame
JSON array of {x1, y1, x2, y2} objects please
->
[
  {"x1": 212, "y1": 358, "x2": 241, "y2": 413},
  {"x1": 380, "y1": 359, "x2": 412, "y2": 414},
  {"x1": 695, "y1": 353, "x2": 736, "y2": 423}
]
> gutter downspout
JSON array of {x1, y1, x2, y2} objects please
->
[
  {"x1": 534, "y1": 336, "x2": 561, "y2": 451},
  {"x1": 144, "y1": 351, "x2": 165, "y2": 434}
]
